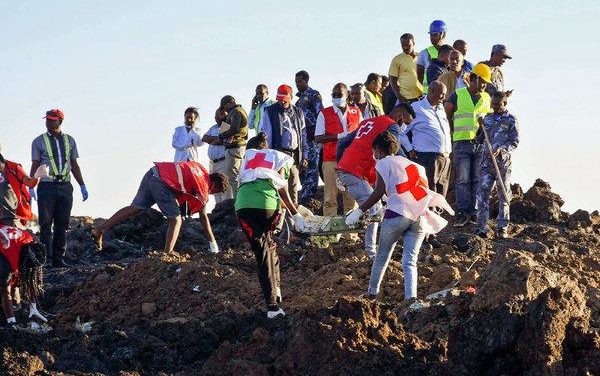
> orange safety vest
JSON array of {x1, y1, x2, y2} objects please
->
[
  {"x1": 321, "y1": 106, "x2": 361, "y2": 162},
  {"x1": 154, "y1": 161, "x2": 210, "y2": 214},
  {"x1": 336, "y1": 115, "x2": 396, "y2": 185}
]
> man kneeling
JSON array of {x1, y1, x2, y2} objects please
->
[{"x1": 91, "y1": 161, "x2": 228, "y2": 254}]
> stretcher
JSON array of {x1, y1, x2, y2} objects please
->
[{"x1": 292, "y1": 212, "x2": 382, "y2": 248}]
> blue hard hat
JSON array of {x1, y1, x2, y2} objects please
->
[{"x1": 429, "y1": 20, "x2": 447, "y2": 34}]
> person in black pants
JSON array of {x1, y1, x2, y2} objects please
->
[{"x1": 30, "y1": 109, "x2": 88, "y2": 268}]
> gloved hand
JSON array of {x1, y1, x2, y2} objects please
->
[
  {"x1": 33, "y1": 164, "x2": 50, "y2": 179},
  {"x1": 337, "y1": 131, "x2": 349, "y2": 140},
  {"x1": 345, "y1": 208, "x2": 364, "y2": 226},
  {"x1": 29, "y1": 304, "x2": 47, "y2": 323},
  {"x1": 80, "y1": 185, "x2": 89, "y2": 201},
  {"x1": 209, "y1": 241, "x2": 219, "y2": 254},
  {"x1": 292, "y1": 212, "x2": 305, "y2": 232},
  {"x1": 29, "y1": 188, "x2": 37, "y2": 201}
]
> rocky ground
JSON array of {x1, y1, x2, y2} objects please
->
[{"x1": 1, "y1": 179, "x2": 599, "y2": 376}]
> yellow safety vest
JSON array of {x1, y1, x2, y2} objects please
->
[
  {"x1": 453, "y1": 87, "x2": 491, "y2": 142},
  {"x1": 42, "y1": 133, "x2": 71, "y2": 180},
  {"x1": 422, "y1": 46, "x2": 439, "y2": 94}
]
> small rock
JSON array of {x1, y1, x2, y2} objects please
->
[
  {"x1": 460, "y1": 269, "x2": 480, "y2": 287},
  {"x1": 141, "y1": 302, "x2": 157, "y2": 316}
]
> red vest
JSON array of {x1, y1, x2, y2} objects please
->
[
  {"x1": 0, "y1": 225, "x2": 33, "y2": 287},
  {"x1": 154, "y1": 161, "x2": 210, "y2": 214},
  {"x1": 3, "y1": 161, "x2": 33, "y2": 225},
  {"x1": 321, "y1": 106, "x2": 361, "y2": 162},
  {"x1": 336, "y1": 115, "x2": 396, "y2": 185}
]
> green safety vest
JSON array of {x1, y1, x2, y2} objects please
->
[
  {"x1": 452, "y1": 87, "x2": 491, "y2": 142},
  {"x1": 42, "y1": 133, "x2": 71, "y2": 180},
  {"x1": 422, "y1": 45, "x2": 439, "y2": 94}
]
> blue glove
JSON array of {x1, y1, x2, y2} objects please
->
[
  {"x1": 29, "y1": 188, "x2": 37, "y2": 201},
  {"x1": 80, "y1": 185, "x2": 89, "y2": 201}
]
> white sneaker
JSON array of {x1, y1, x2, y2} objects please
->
[{"x1": 267, "y1": 308, "x2": 285, "y2": 319}]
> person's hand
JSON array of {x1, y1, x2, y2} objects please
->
[
  {"x1": 29, "y1": 188, "x2": 37, "y2": 201},
  {"x1": 251, "y1": 96, "x2": 259, "y2": 110},
  {"x1": 505, "y1": 89, "x2": 514, "y2": 97},
  {"x1": 80, "y1": 185, "x2": 89, "y2": 201},
  {"x1": 336, "y1": 177, "x2": 346, "y2": 192},
  {"x1": 292, "y1": 212, "x2": 306, "y2": 232},
  {"x1": 33, "y1": 165, "x2": 49, "y2": 179},
  {"x1": 208, "y1": 241, "x2": 219, "y2": 254},
  {"x1": 29, "y1": 305, "x2": 48, "y2": 323},
  {"x1": 337, "y1": 131, "x2": 348, "y2": 140},
  {"x1": 408, "y1": 150, "x2": 418, "y2": 160},
  {"x1": 345, "y1": 208, "x2": 364, "y2": 226},
  {"x1": 301, "y1": 159, "x2": 308, "y2": 169}
]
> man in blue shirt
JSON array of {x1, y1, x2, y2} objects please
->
[
  {"x1": 248, "y1": 84, "x2": 275, "y2": 130},
  {"x1": 453, "y1": 39, "x2": 474, "y2": 72},
  {"x1": 259, "y1": 84, "x2": 308, "y2": 204},
  {"x1": 294, "y1": 70, "x2": 323, "y2": 205}
]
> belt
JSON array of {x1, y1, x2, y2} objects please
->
[
  {"x1": 225, "y1": 144, "x2": 245, "y2": 149},
  {"x1": 211, "y1": 157, "x2": 225, "y2": 163}
]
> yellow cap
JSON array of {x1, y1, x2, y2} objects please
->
[{"x1": 471, "y1": 63, "x2": 492, "y2": 84}]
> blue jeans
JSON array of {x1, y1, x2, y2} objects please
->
[
  {"x1": 368, "y1": 215, "x2": 425, "y2": 299},
  {"x1": 453, "y1": 141, "x2": 482, "y2": 215},
  {"x1": 336, "y1": 170, "x2": 381, "y2": 258}
]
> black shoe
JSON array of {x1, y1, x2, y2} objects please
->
[
  {"x1": 51, "y1": 259, "x2": 71, "y2": 268},
  {"x1": 428, "y1": 236, "x2": 442, "y2": 249},
  {"x1": 474, "y1": 229, "x2": 488, "y2": 239},
  {"x1": 469, "y1": 214, "x2": 478, "y2": 224},
  {"x1": 454, "y1": 214, "x2": 468, "y2": 227}
]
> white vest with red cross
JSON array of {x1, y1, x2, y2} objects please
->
[
  {"x1": 239, "y1": 148, "x2": 293, "y2": 189},
  {"x1": 0, "y1": 225, "x2": 34, "y2": 286},
  {"x1": 375, "y1": 156, "x2": 454, "y2": 234},
  {"x1": 321, "y1": 105, "x2": 361, "y2": 162}
]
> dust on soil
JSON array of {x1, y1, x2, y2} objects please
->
[{"x1": 1, "y1": 180, "x2": 599, "y2": 375}]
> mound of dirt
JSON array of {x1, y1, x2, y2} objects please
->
[{"x1": 1, "y1": 180, "x2": 599, "y2": 375}]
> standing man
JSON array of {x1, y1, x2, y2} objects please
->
[
  {"x1": 314, "y1": 83, "x2": 362, "y2": 217},
  {"x1": 350, "y1": 83, "x2": 381, "y2": 119},
  {"x1": 30, "y1": 109, "x2": 87, "y2": 267},
  {"x1": 444, "y1": 64, "x2": 492, "y2": 227},
  {"x1": 438, "y1": 50, "x2": 469, "y2": 99},
  {"x1": 475, "y1": 91, "x2": 519, "y2": 239},
  {"x1": 417, "y1": 20, "x2": 447, "y2": 94},
  {"x1": 388, "y1": 33, "x2": 423, "y2": 104},
  {"x1": 426, "y1": 44, "x2": 454, "y2": 85},
  {"x1": 172, "y1": 107, "x2": 203, "y2": 162},
  {"x1": 481, "y1": 44, "x2": 513, "y2": 95},
  {"x1": 202, "y1": 108, "x2": 234, "y2": 203},
  {"x1": 452, "y1": 40, "x2": 474, "y2": 72},
  {"x1": 380, "y1": 76, "x2": 390, "y2": 96},
  {"x1": 218, "y1": 96, "x2": 248, "y2": 197},
  {"x1": 248, "y1": 84, "x2": 275, "y2": 130},
  {"x1": 294, "y1": 70, "x2": 323, "y2": 205},
  {"x1": 336, "y1": 105, "x2": 415, "y2": 259},
  {"x1": 259, "y1": 84, "x2": 308, "y2": 204},
  {"x1": 364, "y1": 73, "x2": 384, "y2": 115}
]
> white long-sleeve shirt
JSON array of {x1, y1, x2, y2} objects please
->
[{"x1": 172, "y1": 125, "x2": 203, "y2": 162}]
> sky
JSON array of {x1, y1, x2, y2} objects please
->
[{"x1": 1, "y1": 0, "x2": 598, "y2": 217}]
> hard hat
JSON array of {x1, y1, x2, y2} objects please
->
[
  {"x1": 471, "y1": 63, "x2": 492, "y2": 84},
  {"x1": 429, "y1": 20, "x2": 447, "y2": 34}
]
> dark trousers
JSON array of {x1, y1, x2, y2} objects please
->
[
  {"x1": 237, "y1": 208, "x2": 280, "y2": 308},
  {"x1": 37, "y1": 182, "x2": 73, "y2": 262},
  {"x1": 415, "y1": 152, "x2": 451, "y2": 197}
]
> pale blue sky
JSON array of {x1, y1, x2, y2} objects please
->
[{"x1": 2, "y1": 0, "x2": 598, "y2": 217}]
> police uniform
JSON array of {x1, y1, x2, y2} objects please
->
[
  {"x1": 475, "y1": 111, "x2": 519, "y2": 233},
  {"x1": 295, "y1": 87, "x2": 323, "y2": 204}
]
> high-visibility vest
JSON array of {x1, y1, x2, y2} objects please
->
[
  {"x1": 154, "y1": 161, "x2": 210, "y2": 214},
  {"x1": 336, "y1": 115, "x2": 396, "y2": 185},
  {"x1": 42, "y1": 133, "x2": 71, "y2": 180},
  {"x1": 321, "y1": 106, "x2": 361, "y2": 162},
  {"x1": 452, "y1": 87, "x2": 491, "y2": 142},
  {"x1": 422, "y1": 45, "x2": 439, "y2": 94}
]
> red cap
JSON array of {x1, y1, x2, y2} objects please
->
[
  {"x1": 276, "y1": 85, "x2": 293, "y2": 102},
  {"x1": 44, "y1": 109, "x2": 64, "y2": 121}
]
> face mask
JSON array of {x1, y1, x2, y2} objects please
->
[{"x1": 332, "y1": 97, "x2": 347, "y2": 107}]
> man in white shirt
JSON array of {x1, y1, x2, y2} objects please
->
[
  {"x1": 172, "y1": 107, "x2": 203, "y2": 162},
  {"x1": 314, "y1": 83, "x2": 362, "y2": 217},
  {"x1": 202, "y1": 108, "x2": 234, "y2": 203}
]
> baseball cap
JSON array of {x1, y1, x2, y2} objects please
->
[
  {"x1": 491, "y1": 44, "x2": 512, "y2": 59},
  {"x1": 276, "y1": 85, "x2": 293, "y2": 102},
  {"x1": 44, "y1": 109, "x2": 65, "y2": 121}
]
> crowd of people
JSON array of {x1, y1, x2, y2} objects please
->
[{"x1": 0, "y1": 19, "x2": 520, "y2": 323}]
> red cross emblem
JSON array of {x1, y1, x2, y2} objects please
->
[
  {"x1": 245, "y1": 152, "x2": 274, "y2": 170},
  {"x1": 396, "y1": 164, "x2": 428, "y2": 201}
]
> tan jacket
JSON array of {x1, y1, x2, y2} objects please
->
[{"x1": 438, "y1": 71, "x2": 470, "y2": 100}]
